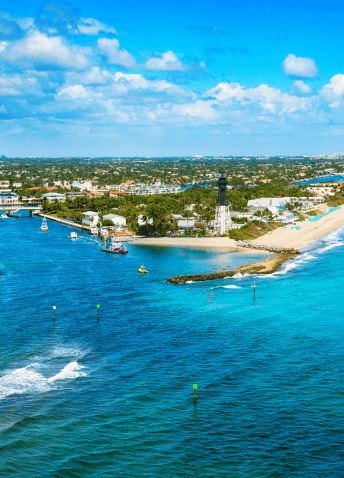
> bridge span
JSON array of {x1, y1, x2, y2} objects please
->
[{"x1": 0, "y1": 204, "x2": 42, "y2": 217}]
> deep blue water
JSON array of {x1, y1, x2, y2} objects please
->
[
  {"x1": 1, "y1": 215, "x2": 344, "y2": 477},
  {"x1": 295, "y1": 175, "x2": 344, "y2": 185}
]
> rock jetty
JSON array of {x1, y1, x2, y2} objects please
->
[
  {"x1": 236, "y1": 240, "x2": 300, "y2": 254},
  {"x1": 166, "y1": 254, "x2": 293, "y2": 284}
]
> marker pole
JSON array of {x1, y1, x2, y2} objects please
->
[
  {"x1": 97, "y1": 304, "x2": 100, "y2": 321},
  {"x1": 193, "y1": 384, "x2": 197, "y2": 401},
  {"x1": 53, "y1": 306, "x2": 56, "y2": 323}
]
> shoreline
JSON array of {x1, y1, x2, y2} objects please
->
[
  {"x1": 166, "y1": 255, "x2": 292, "y2": 284},
  {"x1": 133, "y1": 206, "x2": 344, "y2": 253}
]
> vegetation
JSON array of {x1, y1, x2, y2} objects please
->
[{"x1": 228, "y1": 220, "x2": 284, "y2": 241}]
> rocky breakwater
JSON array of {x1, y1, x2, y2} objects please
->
[
  {"x1": 166, "y1": 254, "x2": 294, "y2": 284},
  {"x1": 236, "y1": 240, "x2": 300, "y2": 254}
]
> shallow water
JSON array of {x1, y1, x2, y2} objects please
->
[{"x1": 1, "y1": 215, "x2": 344, "y2": 477}]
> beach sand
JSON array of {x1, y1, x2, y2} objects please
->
[
  {"x1": 252, "y1": 206, "x2": 344, "y2": 250},
  {"x1": 131, "y1": 236, "x2": 268, "y2": 252},
  {"x1": 132, "y1": 206, "x2": 344, "y2": 252}
]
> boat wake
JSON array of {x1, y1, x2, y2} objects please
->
[{"x1": 0, "y1": 361, "x2": 86, "y2": 399}]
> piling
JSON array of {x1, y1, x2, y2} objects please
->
[
  {"x1": 53, "y1": 305, "x2": 56, "y2": 323},
  {"x1": 97, "y1": 304, "x2": 100, "y2": 321},
  {"x1": 193, "y1": 383, "x2": 197, "y2": 401}
]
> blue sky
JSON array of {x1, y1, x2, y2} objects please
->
[{"x1": 1, "y1": 0, "x2": 344, "y2": 156}]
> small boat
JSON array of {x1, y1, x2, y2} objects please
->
[
  {"x1": 41, "y1": 217, "x2": 48, "y2": 232},
  {"x1": 100, "y1": 227, "x2": 110, "y2": 237},
  {"x1": 138, "y1": 265, "x2": 148, "y2": 274},
  {"x1": 101, "y1": 237, "x2": 128, "y2": 254},
  {"x1": 0, "y1": 213, "x2": 8, "y2": 218},
  {"x1": 90, "y1": 226, "x2": 98, "y2": 235},
  {"x1": 67, "y1": 232, "x2": 78, "y2": 239}
]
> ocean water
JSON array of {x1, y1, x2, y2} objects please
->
[{"x1": 1, "y1": 215, "x2": 344, "y2": 477}]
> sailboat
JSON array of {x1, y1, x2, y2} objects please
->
[{"x1": 41, "y1": 217, "x2": 48, "y2": 232}]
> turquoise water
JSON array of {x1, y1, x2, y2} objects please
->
[{"x1": 1, "y1": 215, "x2": 344, "y2": 477}]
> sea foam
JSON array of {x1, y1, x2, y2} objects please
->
[{"x1": 0, "y1": 361, "x2": 86, "y2": 399}]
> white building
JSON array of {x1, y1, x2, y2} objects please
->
[
  {"x1": 82, "y1": 211, "x2": 99, "y2": 225},
  {"x1": 102, "y1": 214, "x2": 126, "y2": 227},
  {"x1": 0, "y1": 192, "x2": 19, "y2": 206},
  {"x1": 247, "y1": 197, "x2": 293, "y2": 216},
  {"x1": 41, "y1": 192, "x2": 66, "y2": 203}
]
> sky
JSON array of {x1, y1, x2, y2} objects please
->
[{"x1": 1, "y1": 0, "x2": 344, "y2": 156}]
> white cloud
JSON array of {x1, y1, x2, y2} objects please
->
[
  {"x1": 2, "y1": 31, "x2": 89, "y2": 70},
  {"x1": 145, "y1": 51, "x2": 184, "y2": 71},
  {"x1": 172, "y1": 100, "x2": 218, "y2": 120},
  {"x1": 78, "y1": 18, "x2": 117, "y2": 35},
  {"x1": 58, "y1": 84, "x2": 90, "y2": 99},
  {"x1": 0, "y1": 105, "x2": 6, "y2": 113},
  {"x1": 0, "y1": 41, "x2": 7, "y2": 52},
  {"x1": 294, "y1": 80, "x2": 312, "y2": 94},
  {"x1": 206, "y1": 82, "x2": 312, "y2": 114},
  {"x1": 321, "y1": 74, "x2": 344, "y2": 97},
  {"x1": 97, "y1": 38, "x2": 136, "y2": 68},
  {"x1": 283, "y1": 54, "x2": 318, "y2": 78}
]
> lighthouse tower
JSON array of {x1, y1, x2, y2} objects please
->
[{"x1": 214, "y1": 169, "x2": 231, "y2": 235}]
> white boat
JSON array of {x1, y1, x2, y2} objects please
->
[
  {"x1": 0, "y1": 213, "x2": 8, "y2": 218},
  {"x1": 67, "y1": 231, "x2": 78, "y2": 239},
  {"x1": 41, "y1": 217, "x2": 48, "y2": 232},
  {"x1": 90, "y1": 226, "x2": 98, "y2": 235}
]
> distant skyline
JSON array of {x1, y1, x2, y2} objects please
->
[{"x1": 2, "y1": 1, "x2": 344, "y2": 156}]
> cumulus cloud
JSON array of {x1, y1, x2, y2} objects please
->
[
  {"x1": 58, "y1": 84, "x2": 90, "y2": 99},
  {"x1": 283, "y1": 54, "x2": 318, "y2": 78},
  {"x1": 206, "y1": 82, "x2": 311, "y2": 113},
  {"x1": 294, "y1": 80, "x2": 312, "y2": 94},
  {"x1": 321, "y1": 74, "x2": 344, "y2": 97},
  {"x1": 77, "y1": 18, "x2": 117, "y2": 35},
  {"x1": 145, "y1": 51, "x2": 184, "y2": 71},
  {"x1": 2, "y1": 31, "x2": 89, "y2": 70},
  {"x1": 97, "y1": 38, "x2": 136, "y2": 68}
]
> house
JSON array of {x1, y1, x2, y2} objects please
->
[
  {"x1": 177, "y1": 218, "x2": 197, "y2": 231},
  {"x1": 41, "y1": 192, "x2": 66, "y2": 202},
  {"x1": 13, "y1": 182, "x2": 22, "y2": 188},
  {"x1": 0, "y1": 180, "x2": 10, "y2": 188},
  {"x1": 82, "y1": 211, "x2": 99, "y2": 225},
  {"x1": 102, "y1": 214, "x2": 126, "y2": 227},
  {"x1": 0, "y1": 192, "x2": 19, "y2": 205},
  {"x1": 247, "y1": 197, "x2": 293, "y2": 216}
]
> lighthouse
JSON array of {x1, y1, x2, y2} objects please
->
[{"x1": 214, "y1": 169, "x2": 232, "y2": 235}]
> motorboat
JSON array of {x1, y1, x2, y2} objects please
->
[
  {"x1": 67, "y1": 231, "x2": 78, "y2": 239},
  {"x1": 41, "y1": 217, "x2": 48, "y2": 232},
  {"x1": 0, "y1": 213, "x2": 8, "y2": 218},
  {"x1": 101, "y1": 237, "x2": 128, "y2": 254}
]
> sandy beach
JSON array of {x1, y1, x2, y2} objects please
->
[
  {"x1": 252, "y1": 206, "x2": 344, "y2": 250},
  {"x1": 132, "y1": 206, "x2": 344, "y2": 251},
  {"x1": 131, "y1": 235, "x2": 262, "y2": 251}
]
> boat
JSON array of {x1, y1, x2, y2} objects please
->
[
  {"x1": 41, "y1": 217, "x2": 48, "y2": 232},
  {"x1": 138, "y1": 265, "x2": 148, "y2": 274},
  {"x1": 67, "y1": 232, "x2": 78, "y2": 239},
  {"x1": 0, "y1": 213, "x2": 8, "y2": 218},
  {"x1": 90, "y1": 226, "x2": 98, "y2": 235},
  {"x1": 101, "y1": 237, "x2": 128, "y2": 254}
]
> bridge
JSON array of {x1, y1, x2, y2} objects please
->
[{"x1": 0, "y1": 203, "x2": 42, "y2": 216}]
